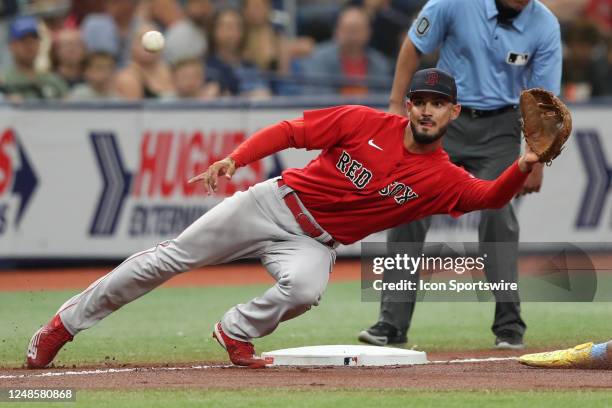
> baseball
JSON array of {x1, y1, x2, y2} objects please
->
[{"x1": 142, "y1": 30, "x2": 165, "y2": 53}]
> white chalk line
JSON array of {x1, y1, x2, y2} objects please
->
[
  {"x1": 430, "y1": 357, "x2": 518, "y2": 364},
  {"x1": 0, "y1": 364, "x2": 233, "y2": 380},
  {"x1": 0, "y1": 357, "x2": 518, "y2": 379}
]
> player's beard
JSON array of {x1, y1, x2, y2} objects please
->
[{"x1": 410, "y1": 121, "x2": 448, "y2": 145}]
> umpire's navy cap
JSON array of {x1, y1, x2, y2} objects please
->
[{"x1": 408, "y1": 68, "x2": 457, "y2": 103}]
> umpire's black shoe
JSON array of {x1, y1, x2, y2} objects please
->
[
  {"x1": 358, "y1": 322, "x2": 407, "y2": 346},
  {"x1": 494, "y1": 330, "x2": 525, "y2": 350}
]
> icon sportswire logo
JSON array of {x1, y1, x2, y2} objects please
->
[{"x1": 368, "y1": 139, "x2": 383, "y2": 151}]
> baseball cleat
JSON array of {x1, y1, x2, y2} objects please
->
[
  {"x1": 494, "y1": 330, "x2": 524, "y2": 350},
  {"x1": 358, "y1": 322, "x2": 407, "y2": 346},
  {"x1": 518, "y1": 342, "x2": 594, "y2": 368},
  {"x1": 26, "y1": 315, "x2": 73, "y2": 369},
  {"x1": 212, "y1": 322, "x2": 267, "y2": 368}
]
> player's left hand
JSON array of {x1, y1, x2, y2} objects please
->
[
  {"x1": 188, "y1": 157, "x2": 236, "y2": 194},
  {"x1": 517, "y1": 162, "x2": 544, "y2": 196}
]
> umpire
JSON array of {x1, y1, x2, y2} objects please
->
[{"x1": 359, "y1": 0, "x2": 561, "y2": 349}]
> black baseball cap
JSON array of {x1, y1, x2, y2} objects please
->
[{"x1": 408, "y1": 68, "x2": 457, "y2": 103}]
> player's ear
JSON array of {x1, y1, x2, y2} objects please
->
[{"x1": 450, "y1": 103, "x2": 461, "y2": 120}]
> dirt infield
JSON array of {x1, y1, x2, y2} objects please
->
[
  {"x1": 0, "y1": 260, "x2": 362, "y2": 291},
  {"x1": 2, "y1": 351, "x2": 611, "y2": 391}
]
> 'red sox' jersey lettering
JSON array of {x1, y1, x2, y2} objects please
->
[
  {"x1": 335, "y1": 151, "x2": 373, "y2": 189},
  {"x1": 379, "y1": 181, "x2": 418, "y2": 204}
]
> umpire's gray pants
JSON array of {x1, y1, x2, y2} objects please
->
[
  {"x1": 57, "y1": 178, "x2": 336, "y2": 342},
  {"x1": 380, "y1": 109, "x2": 527, "y2": 337}
]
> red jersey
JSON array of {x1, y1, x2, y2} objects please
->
[{"x1": 232, "y1": 105, "x2": 528, "y2": 244}]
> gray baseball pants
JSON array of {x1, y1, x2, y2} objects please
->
[
  {"x1": 57, "y1": 178, "x2": 336, "y2": 341},
  {"x1": 380, "y1": 108, "x2": 527, "y2": 337}
]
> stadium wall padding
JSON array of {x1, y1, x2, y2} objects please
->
[{"x1": 0, "y1": 99, "x2": 611, "y2": 259}]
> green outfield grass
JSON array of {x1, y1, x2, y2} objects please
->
[
  {"x1": 3, "y1": 390, "x2": 612, "y2": 408},
  {"x1": 2, "y1": 281, "x2": 611, "y2": 367}
]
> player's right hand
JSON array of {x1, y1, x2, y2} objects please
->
[{"x1": 188, "y1": 157, "x2": 237, "y2": 195}]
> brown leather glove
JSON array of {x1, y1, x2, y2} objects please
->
[{"x1": 520, "y1": 88, "x2": 572, "y2": 165}]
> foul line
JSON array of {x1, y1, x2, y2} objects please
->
[
  {"x1": 0, "y1": 364, "x2": 233, "y2": 380},
  {"x1": 0, "y1": 357, "x2": 518, "y2": 379},
  {"x1": 430, "y1": 357, "x2": 518, "y2": 364}
]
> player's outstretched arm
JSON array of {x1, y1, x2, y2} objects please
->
[
  {"x1": 452, "y1": 148, "x2": 537, "y2": 214},
  {"x1": 188, "y1": 119, "x2": 304, "y2": 194}
]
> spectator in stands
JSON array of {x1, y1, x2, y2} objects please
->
[
  {"x1": 295, "y1": 0, "x2": 343, "y2": 42},
  {"x1": 301, "y1": 6, "x2": 391, "y2": 95},
  {"x1": 106, "y1": 0, "x2": 142, "y2": 63},
  {"x1": 80, "y1": 14, "x2": 120, "y2": 58},
  {"x1": 69, "y1": 52, "x2": 119, "y2": 101},
  {"x1": 242, "y1": 0, "x2": 285, "y2": 72},
  {"x1": 147, "y1": 0, "x2": 184, "y2": 31},
  {"x1": 206, "y1": 8, "x2": 271, "y2": 98},
  {"x1": 0, "y1": 0, "x2": 20, "y2": 72},
  {"x1": 351, "y1": 0, "x2": 411, "y2": 61},
  {"x1": 64, "y1": 0, "x2": 105, "y2": 27},
  {"x1": 115, "y1": 25, "x2": 174, "y2": 100},
  {"x1": 81, "y1": 0, "x2": 142, "y2": 68},
  {"x1": 163, "y1": 0, "x2": 210, "y2": 66},
  {"x1": 165, "y1": 57, "x2": 220, "y2": 100},
  {"x1": 179, "y1": 0, "x2": 216, "y2": 34},
  {"x1": 562, "y1": 18, "x2": 609, "y2": 101},
  {"x1": 242, "y1": 0, "x2": 315, "y2": 76},
  {"x1": 585, "y1": 0, "x2": 612, "y2": 35},
  {"x1": 22, "y1": 0, "x2": 72, "y2": 74},
  {"x1": 540, "y1": 0, "x2": 589, "y2": 26},
  {"x1": 51, "y1": 28, "x2": 86, "y2": 89},
  {"x1": 1, "y1": 16, "x2": 68, "y2": 101}
]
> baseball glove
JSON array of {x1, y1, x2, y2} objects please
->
[{"x1": 519, "y1": 88, "x2": 572, "y2": 165}]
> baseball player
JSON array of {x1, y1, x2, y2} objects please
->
[
  {"x1": 519, "y1": 340, "x2": 612, "y2": 369},
  {"x1": 27, "y1": 68, "x2": 540, "y2": 369},
  {"x1": 359, "y1": 0, "x2": 562, "y2": 349}
]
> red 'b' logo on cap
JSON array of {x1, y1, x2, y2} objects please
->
[{"x1": 425, "y1": 72, "x2": 439, "y2": 86}]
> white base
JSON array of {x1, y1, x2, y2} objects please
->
[{"x1": 262, "y1": 345, "x2": 428, "y2": 367}]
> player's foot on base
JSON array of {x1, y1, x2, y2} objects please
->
[
  {"x1": 357, "y1": 322, "x2": 407, "y2": 346},
  {"x1": 494, "y1": 330, "x2": 524, "y2": 350},
  {"x1": 26, "y1": 314, "x2": 73, "y2": 369},
  {"x1": 212, "y1": 322, "x2": 267, "y2": 368},
  {"x1": 518, "y1": 342, "x2": 594, "y2": 368}
]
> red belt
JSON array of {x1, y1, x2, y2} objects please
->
[{"x1": 277, "y1": 179, "x2": 335, "y2": 248}]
